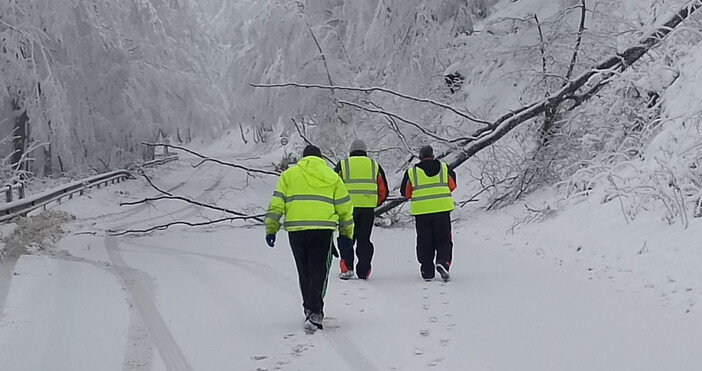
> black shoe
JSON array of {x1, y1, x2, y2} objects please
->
[
  {"x1": 436, "y1": 264, "x2": 450, "y2": 282},
  {"x1": 308, "y1": 312, "x2": 324, "y2": 330}
]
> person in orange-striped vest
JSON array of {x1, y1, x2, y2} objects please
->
[
  {"x1": 400, "y1": 145, "x2": 456, "y2": 282},
  {"x1": 334, "y1": 139, "x2": 389, "y2": 280}
]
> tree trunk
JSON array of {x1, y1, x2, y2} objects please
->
[{"x1": 10, "y1": 99, "x2": 28, "y2": 176}]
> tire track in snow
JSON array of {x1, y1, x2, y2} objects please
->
[
  {"x1": 0, "y1": 243, "x2": 24, "y2": 318},
  {"x1": 122, "y1": 241, "x2": 296, "y2": 293},
  {"x1": 125, "y1": 240, "x2": 381, "y2": 371},
  {"x1": 106, "y1": 236, "x2": 193, "y2": 371},
  {"x1": 106, "y1": 165, "x2": 224, "y2": 371}
]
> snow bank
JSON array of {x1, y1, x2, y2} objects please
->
[{"x1": 1, "y1": 210, "x2": 74, "y2": 256}]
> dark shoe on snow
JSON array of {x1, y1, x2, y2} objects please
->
[
  {"x1": 436, "y1": 264, "x2": 450, "y2": 282},
  {"x1": 304, "y1": 320, "x2": 318, "y2": 334},
  {"x1": 308, "y1": 312, "x2": 324, "y2": 330}
]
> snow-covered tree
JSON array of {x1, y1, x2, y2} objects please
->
[{"x1": 0, "y1": 0, "x2": 226, "y2": 178}]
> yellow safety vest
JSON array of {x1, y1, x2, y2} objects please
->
[
  {"x1": 408, "y1": 163, "x2": 454, "y2": 216},
  {"x1": 340, "y1": 156, "x2": 379, "y2": 208},
  {"x1": 265, "y1": 156, "x2": 354, "y2": 238}
]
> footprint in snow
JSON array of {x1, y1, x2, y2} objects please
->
[
  {"x1": 427, "y1": 357, "x2": 445, "y2": 367},
  {"x1": 291, "y1": 343, "x2": 311, "y2": 357}
]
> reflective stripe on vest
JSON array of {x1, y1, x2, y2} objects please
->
[
  {"x1": 281, "y1": 191, "x2": 348, "y2": 230},
  {"x1": 408, "y1": 163, "x2": 454, "y2": 215},
  {"x1": 341, "y1": 157, "x2": 379, "y2": 208}
]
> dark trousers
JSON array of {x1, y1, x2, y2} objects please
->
[
  {"x1": 414, "y1": 211, "x2": 453, "y2": 279},
  {"x1": 339, "y1": 207, "x2": 375, "y2": 279},
  {"x1": 288, "y1": 229, "x2": 333, "y2": 315}
]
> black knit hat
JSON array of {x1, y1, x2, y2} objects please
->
[
  {"x1": 419, "y1": 145, "x2": 434, "y2": 159},
  {"x1": 302, "y1": 144, "x2": 322, "y2": 158}
]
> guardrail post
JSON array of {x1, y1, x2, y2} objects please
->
[
  {"x1": 18, "y1": 183, "x2": 24, "y2": 199},
  {"x1": 5, "y1": 185, "x2": 12, "y2": 203}
]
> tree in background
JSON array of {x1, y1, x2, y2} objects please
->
[{"x1": 0, "y1": 0, "x2": 226, "y2": 179}]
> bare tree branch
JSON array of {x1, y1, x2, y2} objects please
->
[
  {"x1": 108, "y1": 214, "x2": 265, "y2": 236},
  {"x1": 357, "y1": 99, "x2": 414, "y2": 157},
  {"x1": 131, "y1": 172, "x2": 266, "y2": 223},
  {"x1": 566, "y1": 0, "x2": 587, "y2": 80},
  {"x1": 308, "y1": 26, "x2": 335, "y2": 89},
  {"x1": 290, "y1": 117, "x2": 313, "y2": 146},
  {"x1": 534, "y1": 14, "x2": 547, "y2": 76},
  {"x1": 251, "y1": 82, "x2": 491, "y2": 125},
  {"x1": 289, "y1": 118, "x2": 337, "y2": 164},
  {"x1": 142, "y1": 143, "x2": 280, "y2": 176},
  {"x1": 338, "y1": 99, "x2": 470, "y2": 144},
  {"x1": 120, "y1": 195, "x2": 260, "y2": 221}
]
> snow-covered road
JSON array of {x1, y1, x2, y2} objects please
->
[{"x1": 1, "y1": 157, "x2": 701, "y2": 371}]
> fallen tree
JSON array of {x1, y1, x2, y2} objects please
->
[{"x1": 252, "y1": 1, "x2": 702, "y2": 217}]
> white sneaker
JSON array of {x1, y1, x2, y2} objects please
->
[{"x1": 339, "y1": 270, "x2": 355, "y2": 280}]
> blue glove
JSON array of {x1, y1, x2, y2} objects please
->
[
  {"x1": 265, "y1": 234, "x2": 276, "y2": 248},
  {"x1": 337, "y1": 236, "x2": 353, "y2": 251}
]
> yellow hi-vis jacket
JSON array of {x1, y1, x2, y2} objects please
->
[
  {"x1": 340, "y1": 156, "x2": 379, "y2": 208},
  {"x1": 265, "y1": 156, "x2": 354, "y2": 239},
  {"x1": 407, "y1": 163, "x2": 454, "y2": 215}
]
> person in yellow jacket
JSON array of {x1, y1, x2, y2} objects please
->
[
  {"x1": 264, "y1": 145, "x2": 354, "y2": 333},
  {"x1": 400, "y1": 145, "x2": 457, "y2": 282},
  {"x1": 334, "y1": 139, "x2": 389, "y2": 280}
]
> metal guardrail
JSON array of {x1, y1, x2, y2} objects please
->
[
  {"x1": 3, "y1": 182, "x2": 26, "y2": 203},
  {"x1": 129, "y1": 154, "x2": 179, "y2": 170},
  {"x1": 0, "y1": 154, "x2": 178, "y2": 223}
]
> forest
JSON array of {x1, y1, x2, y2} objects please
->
[{"x1": 2, "y1": 0, "x2": 702, "y2": 224}]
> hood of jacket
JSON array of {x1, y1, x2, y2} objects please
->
[
  {"x1": 296, "y1": 156, "x2": 339, "y2": 188},
  {"x1": 416, "y1": 158, "x2": 442, "y2": 177}
]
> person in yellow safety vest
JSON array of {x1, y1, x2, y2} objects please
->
[
  {"x1": 400, "y1": 145, "x2": 457, "y2": 282},
  {"x1": 333, "y1": 139, "x2": 389, "y2": 280},
  {"x1": 264, "y1": 145, "x2": 355, "y2": 333}
]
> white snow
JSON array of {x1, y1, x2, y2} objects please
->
[
  {"x1": 2, "y1": 1, "x2": 702, "y2": 370},
  {"x1": 0, "y1": 145, "x2": 700, "y2": 370}
]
